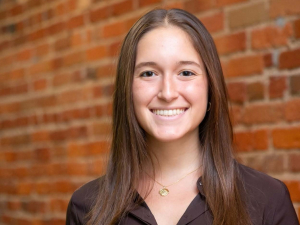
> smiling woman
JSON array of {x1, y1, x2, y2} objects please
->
[{"x1": 66, "y1": 8, "x2": 298, "y2": 225}]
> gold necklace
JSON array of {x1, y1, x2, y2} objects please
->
[{"x1": 152, "y1": 166, "x2": 202, "y2": 197}]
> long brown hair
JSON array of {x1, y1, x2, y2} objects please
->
[{"x1": 86, "y1": 8, "x2": 251, "y2": 225}]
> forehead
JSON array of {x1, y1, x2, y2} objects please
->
[{"x1": 135, "y1": 26, "x2": 202, "y2": 64}]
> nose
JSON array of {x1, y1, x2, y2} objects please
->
[{"x1": 157, "y1": 74, "x2": 179, "y2": 102}]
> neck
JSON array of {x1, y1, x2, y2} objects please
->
[{"x1": 146, "y1": 131, "x2": 202, "y2": 182}]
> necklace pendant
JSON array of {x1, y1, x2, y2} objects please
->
[{"x1": 159, "y1": 187, "x2": 169, "y2": 196}]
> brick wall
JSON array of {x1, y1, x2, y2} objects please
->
[{"x1": 0, "y1": 0, "x2": 299, "y2": 224}]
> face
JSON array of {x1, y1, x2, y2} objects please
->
[{"x1": 132, "y1": 26, "x2": 208, "y2": 143}]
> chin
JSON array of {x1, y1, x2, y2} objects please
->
[{"x1": 149, "y1": 132, "x2": 186, "y2": 143}]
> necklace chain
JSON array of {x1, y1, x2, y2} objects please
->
[
  {"x1": 154, "y1": 165, "x2": 202, "y2": 188},
  {"x1": 146, "y1": 165, "x2": 202, "y2": 197}
]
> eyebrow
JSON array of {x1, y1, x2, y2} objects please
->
[
  {"x1": 178, "y1": 60, "x2": 202, "y2": 69},
  {"x1": 134, "y1": 62, "x2": 158, "y2": 71},
  {"x1": 134, "y1": 60, "x2": 202, "y2": 71}
]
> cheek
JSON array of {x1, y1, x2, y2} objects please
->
[{"x1": 132, "y1": 80, "x2": 158, "y2": 106}]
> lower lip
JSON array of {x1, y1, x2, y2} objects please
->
[{"x1": 150, "y1": 109, "x2": 188, "y2": 120}]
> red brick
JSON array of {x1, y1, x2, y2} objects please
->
[
  {"x1": 29, "y1": 28, "x2": 47, "y2": 41},
  {"x1": 92, "y1": 122, "x2": 112, "y2": 136},
  {"x1": 242, "y1": 103, "x2": 283, "y2": 125},
  {"x1": 270, "y1": 0, "x2": 300, "y2": 18},
  {"x1": 246, "y1": 154, "x2": 284, "y2": 173},
  {"x1": 289, "y1": 153, "x2": 300, "y2": 172},
  {"x1": 294, "y1": 19, "x2": 300, "y2": 39},
  {"x1": 139, "y1": 0, "x2": 162, "y2": 7},
  {"x1": 67, "y1": 161, "x2": 88, "y2": 176},
  {"x1": 68, "y1": 126, "x2": 88, "y2": 139},
  {"x1": 215, "y1": 32, "x2": 246, "y2": 55},
  {"x1": 263, "y1": 53, "x2": 273, "y2": 68},
  {"x1": 226, "y1": 82, "x2": 246, "y2": 103},
  {"x1": 54, "y1": 37, "x2": 70, "y2": 52},
  {"x1": 13, "y1": 166, "x2": 29, "y2": 178},
  {"x1": 35, "y1": 43, "x2": 50, "y2": 57},
  {"x1": 251, "y1": 24, "x2": 293, "y2": 50},
  {"x1": 198, "y1": 12, "x2": 224, "y2": 33},
  {"x1": 16, "y1": 49, "x2": 31, "y2": 61},
  {"x1": 229, "y1": 105, "x2": 242, "y2": 125},
  {"x1": 33, "y1": 148, "x2": 51, "y2": 162},
  {"x1": 279, "y1": 48, "x2": 300, "y2": 69},
  {"x1": 55, "y1": 2, "x2": 66, "y2": 16},
  {"x1": 234, "y1": 129, "x2": 268, "y2": 152},
  {"x1": 16, "y1": 182, "x2": 33, "y2": 195},
  {"x1": 109, "y1": 40, "x2": 122, "y2": 57},
  {"x1": 96, "y1": 63, "x2": 116, "y2": 78},
  {"x1": 86, "y1": 45, "x2": 107, "y2": 61},
  {"x1": 52, "y1": 73, "x2": 71, "y2": 87},
  {"x1": 33, "y1": 79, "x2": 47, "y2": 91},
  {"x1": 67, "y1": 14, "x2": 84, "y2": 29},
  {"x1": 269, "y1": 76, "x2": 286, "y2": 99},
  {"x1": 228, "y1": 2, "x2": 267, "y2": 29},
  {"x1": 102, "y1": 21, "x2": 126, "y2": 38},
  {"x1": 66, "y1": 0, "x2": 77, "y2": 12},
  {"x1": 90, "y1": 6, "x2": 111, "y2": 23},
  {"x1": 89, "y1": 158, "x2": 107, "y2": 175},
  {"x1": 67, "y1": 142, "x2": 87, "y2": 158},
  {"x1": 47, "y1": 22, "x2": 65, "y2": 36},
  {"x1": 125, "y1": 16, "x2": 141, "y2": 30},
  {"x1": 10, "y1": 4, "x2": 23, "y2": 16},
  {"x1": 1, "y1": 134, "x2": 31, "y2": 146},
  {"x1": 8, "y1": 68, "x2": 25, "y2": 81},
  {"x1": 50, "y1": 130, "x2": 68, "y2": 142},
  {"x1": 93, "y1": 83, "x2": 114, "y2": 98},
  {"x1": 71, "y1": 32, "x2": 84, "y2": 47},
  {"x1": 184, "y1": 0, "x2": 214, "y2": 13},
  {"x1": 290, "y1": 75, "x2": 300, "y2": 96},
  {"x1": 50, "y1": 198, "x2": 69, "y2": 213},
  {"x1": 29, "y1": 61, "x2": 52, "y2": 76},
  {"x1": 216, "y1": 0, "x2": 247, "y2": 6},
  {"x1": 285, "y1": 99, "x2": 300, "y2": 121},
  {"x1": 0, "y1": 55, "x2": 14, "y2": 68},
  {"x1": 223, "y1": 55, "x2": 264, "y2": 78},
  {"x1": 273, "y1": 126, "x2": 300, "y2": 149},
  {"x1": 0, "y1": 102, "x2": 21, "y2": 115},
  {"x1": 61, "y1": 108, "x2": 91, "y2": 122},
  {"x1": 57, "y1": 88, "x2": 91, "y2": 105},
  {"x1": 63, "y1": 51, "x2": 84, "y2": 67},
  {"x1": 32, "y1": 130, "x2": 50, "y2": 142},
  {"x1": 87, "y1": 141, "x2": 110, "y2": 155},
  {"x1": 7, "y1": 200, "x2": 21, "y2": 211},
  {"x1": 53, "y1": 180, "x2": 75, "y2": 193},
  {"x1": 164, "y1": 1, "x2": 185, "y2": 9},
  {"x1": 112, "y1": 0, "x2": 134, "y2": 16},
  {"x1": 284, "y1": 180, "x2": 300, "y2": 202},
  {"x1": 27, "y1": 0, "x2": 43, "y2": 8},
  {"x1": 247, "y1": 82, "x2": 264, "y2": 101},
  {"x1": 47, "y1": 163, "x2": 67, "y2": 176},
  {"x1": 23, "y1": 200, "x2": 47, "y2": 214}
]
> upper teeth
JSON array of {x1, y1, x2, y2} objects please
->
[{"x1": 152, "y1": 109, "x2": 185, "y2": 116}]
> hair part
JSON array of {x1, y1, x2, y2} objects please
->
[{"x1": 86, "y1": 8, "x2": 252, "y2": 225}]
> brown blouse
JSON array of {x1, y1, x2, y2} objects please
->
[{"x1": 66, "y1": 164, "x2": 299, "y2": 225}]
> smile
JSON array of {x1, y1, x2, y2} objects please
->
[{"x1": 151, "y1": 108, "x2": 187, "y2": 116}]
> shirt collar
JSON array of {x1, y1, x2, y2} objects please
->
[{"x1": 128, "y1": 176, "x2": 208, "y2": 225}]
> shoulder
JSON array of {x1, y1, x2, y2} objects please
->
[
  {"x1": 238, "y1": 164, "x2": 298, "y2": 225},
  {"x1": 238, "y1": 163, "x2": 285, "y2": 193},
  {"x1": 66, "y1": 176, "x2": 105, "y2": 225}
]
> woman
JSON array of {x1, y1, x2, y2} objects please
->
[{"x1": 66, "y1": 8, "x2": 298, "y2": 225}]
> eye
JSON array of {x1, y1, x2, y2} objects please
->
[
  {"x1": 179, "y1": 71, "x2": 195, "y2": 76},
  {"x1": 140, "y1": 71, "x2": 156, "y2": 77}
]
